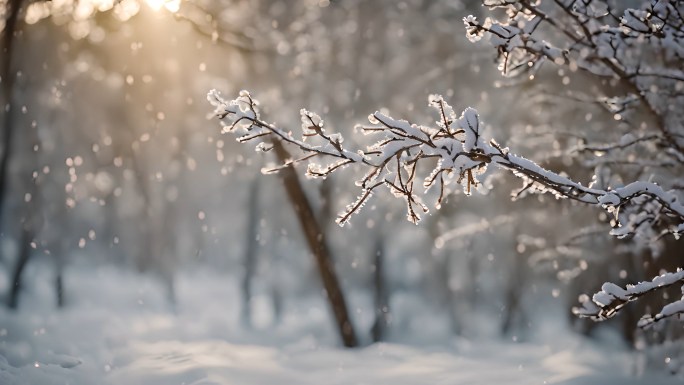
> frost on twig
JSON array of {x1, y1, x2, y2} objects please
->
[
  {"x1": 207, "y1": 89, "x2": 684, "y2": 240},
  {"x1": 573, "y1": 269, "x2": 684, "y2": 328},
  {"x1": 463, "y1": 1, "x2": 684, "y2": 163}
]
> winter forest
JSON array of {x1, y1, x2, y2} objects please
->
[{"x1": 1, "y1": 0, "x2": 684, "y2": 384}]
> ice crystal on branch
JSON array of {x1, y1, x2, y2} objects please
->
[{"x1": 207, "y1": 89, "x2": 684, "y2": 239}]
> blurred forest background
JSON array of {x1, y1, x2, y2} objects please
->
[{"x1": 0, "y1": 0, "x2": 682, "y2": 368}]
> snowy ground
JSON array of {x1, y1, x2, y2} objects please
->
[{"x1": 0, "y1": 262, "x2": 679, "y2": 385}]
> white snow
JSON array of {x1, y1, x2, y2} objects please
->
[{"x1": 0, "y1": 262, "x2": 680, "y2": 385}]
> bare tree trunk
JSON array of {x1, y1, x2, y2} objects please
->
[
  {"x1": 156, "y1": 207, "x2": 177, "y2": 306},
  {"x1": 501, "y1": 251, "x2": 527, "y2": 336},
  {"x1": 128, "y1": 153, "x2": 177, "y2": 305},
  {"x1": 371, "y1": 236, "x2": 390, "y2": 342},
  {"x1": 55, "y1": 270, "x2": 64, "y2": 308},
  {"x1": 8, "y1": 226, "x2": 31, "y2": 309},
  {"x1": 271, "y1": 283, "x2": 283, "y2": 326},
  {"x1": 0, "y1": 0, "x2": 22, "y2": 207},
  {"x1": 272, "y1": 140, "x2": 358, "y2": 347},
  {"x1": 2, "y1": 2, "x2": 35, "y2": 310},
  {"x1": 241, "y1": 176, "x2": 260, "y2": 328},
  {"x1": 6, "y1": 135, "x2": 42, "y2": 310},
  {"x1": 0, "y1": 0, "x2": 23, "y2": 274},
  {"x1": 425, "y1": 211, "x2": 462, "y2": 335}
]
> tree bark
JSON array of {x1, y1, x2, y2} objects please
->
[
  {"x1": 241, "y1": 177, "x2": 260, "y2": 328},
  {"x1": 371, "y1": 236, "x2": 390, "y2": 342},
  {"x1": 0, "y1": 0, "x2": 22, "y2": 228},
  {"x1": 501, "y1": 251, "x2": 527, "y2": 336},
  {"x1": 55, "y1": 271, "x2": 64, "y2": 308},
  {"x1": 271, "y1": 140, "x2": 358, "y2": 347},
  {"x1": 8, "y1": 227, "x2": 31, "y2": 309},
  {"x1": 2, "y1": 0, "x2": 31, "y2": 310}
]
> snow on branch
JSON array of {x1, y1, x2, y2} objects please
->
[
  {"x1": 207, "y1": 89, "x2": 684, "y2": 239},
  {"x1": 463, "y1": 0, "x2": 684, "y2": 159},
  {"x1": 573, "y1": 269, "x2": 684, "y2": 327}
]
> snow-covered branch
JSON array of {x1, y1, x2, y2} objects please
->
[
  {"x1": 461, "y1": 0, "x2": 684, "y2": 337},
  {"x1": 464, "y1": 0, "x2": 684, "y2": 159},
  {"x1": 207, "y1": 90, "x2": 684, "y2": 239},
  {"x1": 574, "y1": 269, "x2": 684, "y2": 327}
]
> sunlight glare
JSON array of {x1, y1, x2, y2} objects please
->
[{"x1": 145, "y1": 0, "x2": 180, "y2": 13}]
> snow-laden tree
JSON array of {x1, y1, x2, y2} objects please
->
[
  {"x1": 208, "y1": 0, "x2": 684, "y2": 346},
  {"x1": 461, "y1": 0, "x2": 684, "y2": 327}
]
